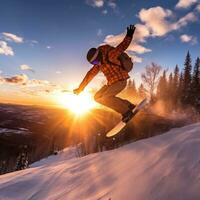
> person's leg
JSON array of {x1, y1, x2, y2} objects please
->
[
  {"x1": 94, "y1": 80, "x2": 133, "y2": 114},
  {"x1": 94, "y1": 84, "x2": 108, "y2": 103}
]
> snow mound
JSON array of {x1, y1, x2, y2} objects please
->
[{"x1": 0, "y1": 123, "x2": 200, "y2": 200}]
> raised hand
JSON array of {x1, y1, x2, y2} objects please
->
[{"x1": 126, "y1": 24, "x2": 136, "y2": 37}]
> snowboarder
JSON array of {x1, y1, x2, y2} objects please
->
[{"x1": 74, "y1": 24, "x2": 136, "y2": 122}]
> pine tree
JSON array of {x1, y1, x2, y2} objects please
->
[
  {"x1": 173, "y1": 65, "x2": 179, "y2": 91},
  {"x1": 15, "y1": 153, "x2": 29, "y2": 170},
  {"x1": 126, "y1": 79, "x2": 137, "y2": 97},
  {"x1": 138, "y1": 83, "x2": 146, "y2": 99},
  {"x1": 182, "y1": 51, "x2": 192, "y2": 104},
  {"x1": 168, "y1": 73, "x2": 173, "y2": 93},
  {"x1": 127, "y1": 79, "x2": 132, "y2": 87},
  {"x1": 131, "y1": 79, "x2": 137, "y2": 95},
  {"x1": 157, "y1": 70, "x2": 167, "y2": 100},
  {"x1": 166, "y1": 73, "x2": 174, "y2": 110},
  {"x1": 191, "y1": 57, "x2": 200, "y2": 109},
  {"x1": 178, "y1": 72, "x2": 184, "y2": 105},
  {"x1": 172, "y1": 65, "x2": 180, "y2": 106}
]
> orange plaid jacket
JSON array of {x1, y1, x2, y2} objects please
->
[{"x1": 79, "y1": 35, "x2": 132, "y2": 90}]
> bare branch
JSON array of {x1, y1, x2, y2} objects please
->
[{"x1": 141, "y1": 62, "x2": 162, "y2": 99}]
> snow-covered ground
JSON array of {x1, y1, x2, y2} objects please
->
[
  {"x1": 0, "y1": 123, "x2": 200, "y2": 200},
  {"x1": 0, "y1": 128, "x2": 31, "y2": 135}
]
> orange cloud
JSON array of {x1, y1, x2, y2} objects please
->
[
  {"x1": 0, "y1": 73, "x2": 62, "y2": 96},
  {"x1": 2, "y1": 74, "x2": 28, "y2": 84}
]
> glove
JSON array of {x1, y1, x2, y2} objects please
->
[
  {"x1": 126, "y1": 24, "x2": 136, "y2": 37},
  {"x1": 73, "y1": 88, "x2": 82, "y2": 95}
]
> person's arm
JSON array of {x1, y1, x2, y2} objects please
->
[
  {"x1": 109, "y1": 25, "x2": 136, "y2": 59},
  {"x1": 74, "y1": 65, "x2": 100, "y2": 94}
]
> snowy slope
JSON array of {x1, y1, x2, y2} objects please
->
[{"x1": 1, "y1": 123, "x2": 200, "y2": 200}]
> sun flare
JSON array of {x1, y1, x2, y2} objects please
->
[{"x1": 56, "y1": 91, "x2": 97, "y2": 115}]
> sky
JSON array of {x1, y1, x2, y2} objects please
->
[{"x1": 0, "y1": 0, "x2": 200, "y2": 105}]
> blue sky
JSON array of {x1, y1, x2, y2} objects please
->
[{"x1": 0, "y1": 0, "x2": 200, "y2": 105}]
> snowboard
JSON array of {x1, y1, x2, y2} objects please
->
[{"x1": 106, "y1": 98, "x2": 149, "y2": 137}]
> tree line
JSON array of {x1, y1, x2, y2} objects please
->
[{"x1": 125, "y1": 51, "x2": 200, "y2": 112}]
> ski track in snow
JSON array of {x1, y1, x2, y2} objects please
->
[{"x1": 0, "y1": 123, "x2": 200, "y2": 200}]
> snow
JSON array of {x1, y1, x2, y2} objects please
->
[
  {"x1": 0, "y1": 123, "x2": 200, "y2": 200},
  {"x1": 0, "y1": 128, "x2": 30, "y2": 135}
]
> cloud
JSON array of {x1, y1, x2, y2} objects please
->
[
  {"x1": 30, "y1": 40, "x2": 39, "y2": 46},
  {"x1": 0, "y1": 41, "x2": 14, "y2": 56},
  {"x1": 20, "y1": 64, "x2": 34, "y2": 72},
  {"x1": 104, "y1": 33, "x2": 151, "y2": 62},
  {"x1": 25, "y1": 79, "x2": 62, "y2": 95},
  {"x1": 176, "y1": 0, "x2": 198, "y2": 9},
  {"x1": 128, "y1": 54, "x2": 143, "y2": 63},
  {"x1": 2, "y1": 32, "x2": 23, "y2": 43},
  {"x1": 107, "y1": 0, "x2": 117, "y2": 9},
  {"x1": 174, "y1": 12, "x2": 197, "y2": 29},
  {"x1": 104, "y1": 23, "x2": 152, "y2": 55},
  {"x1": 180, "y1": 34, "x2": 198, "y2": 44},
  {"x1": 104, "y1": 33, "x2": 125, "y2": 45},
  {"x1": 138, "y1": 7, "x2": 173, "y2": 36},
  {"x1": 56, "y1": 71, "x2": 61, "y2": 74},
  {"x1": 86, "y1": 0, "x2": 117, "y2": 10},
  {"x1": 46, "y1": 46, "x2": 51, "y2": 49},
  {"x1": 103, "y1": 22, "x2": 152, "y2": 62},
  {"x1": 0, "y1": 74, "x2": 28, "y2": 85},
  {"x1": 31, "y1": 40, "x2": 38, "y2": 44},
  {"x1": 196, "y1": 4, "x2": 200, "y2": 11},
  {"x1": 0, "y1": 73, "x2": 48, "y2": 87},
  {"x1": 102, "y1": 9, "x2": 108, "y2": 15},
  {"x1": 0, "y1": 77, "x2": 3, "y2": 84},
  {"x1": 0, "y1": 73, "x2": 62, "y2": 95},
  {"x1": 105, "y1": 24, "x2": 151, "y2": 45},
  {"x1": 97, "y1": 29, "x2": 103, "y2": 37},
  {"x1": 86, "y1": 0, "x2": 104, "y2": 8},
  {"x1": 138, "y1": 7, "x2": 197, "y2": 36},
  {"x1": 133, "y1": 24, "x2": 150, "y2": 43},
  {"x1": 103, "y1": 6, "x2": 198, "y2": 63},
  {"x1": 128, "y1": 43, "x2": 152, "y2": 54},
  {"x1": 27, "y1": 79, "x2": 50, "y2": 87}
]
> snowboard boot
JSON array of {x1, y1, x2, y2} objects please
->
[
  {"x1": 122, "y1": 103, "x2": 136, "y2": 123},
  {"x1": 128, "y1": 103, "x2": 136, "y2": 111}
]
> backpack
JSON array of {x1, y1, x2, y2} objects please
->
[{"x1": 106, "y1": 48, "x2": 133, "y2": 72}]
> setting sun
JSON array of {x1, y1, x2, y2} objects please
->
[{"x1": 56, "y1": 91, "x2": 97, "y2": 115}]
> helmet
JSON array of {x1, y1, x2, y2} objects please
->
[{"x1": 87, "y1": 48, "x2": 101, "y2": 65}]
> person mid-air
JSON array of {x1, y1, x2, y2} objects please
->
[{"x1": 74, "y1": 24, "x2": 136, "y2": 123}]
